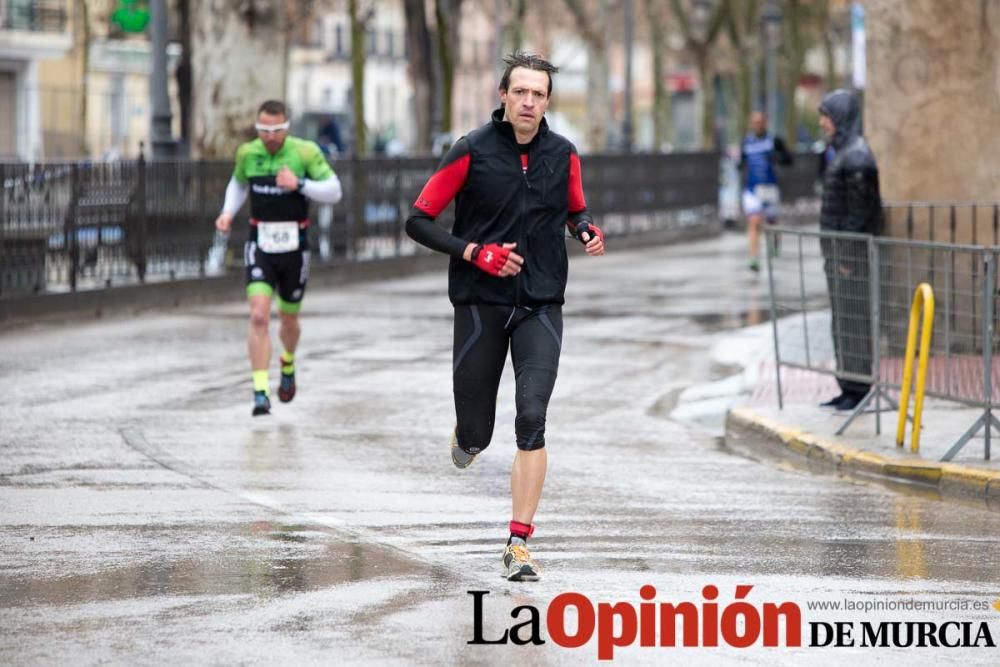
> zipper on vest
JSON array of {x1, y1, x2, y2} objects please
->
[{"x1": 516, "y1": 162, "x2": 533, "y2": 307}]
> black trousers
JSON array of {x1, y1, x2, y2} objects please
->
[
  {"x1": 824, "y1": 258, "x2": 873, "y2": 398},
  {"x1": 453, "y1": 304, "x2": 563, "y2": 453}
]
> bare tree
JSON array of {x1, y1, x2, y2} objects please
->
[
  {"x1": 564, "y1": 0, "x2": 610, "y2": 152},
  {"x1": 507, "y1": 0, "x2": 528, "y2": 51},
  {"x1": 282, "y1": 0, "x2": 318, "y2": 103},
  {"x1": 760, "y1": 0, "x2": 835, "y2": 147},
  {"x1": 724, "y1": 0, "x2": 759, "y2": 140},
  {"x1": 435, "y1": 0, "x2": 465, "y2": 134},
  {"x1": 644, "y1": 0, "x2": 671, "y2": 150},
  {"x1": 73, "y1": 0, "x2": 91, "y2": 155},
  {"x1": 191, "y1": 0, "x2": 288, "y2": 158},
  {"x1": 403, "y1": 0, "x2": 434, "y2": 152},
  {"x1": 779, "y1": 0, "x2": 809, "y2": 147},
  {"x1": 349, "y1": 0, "x2": 367, "y2": 155},
  {"x1": 818, "y1": 0, "x2": 837, "y2": 93},
  {"x1": 670, "y1": 0, "x2": 727, "y2": 149}
]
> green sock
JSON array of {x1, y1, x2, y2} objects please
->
[
  {"x1": 280, "y1": 351, "x2": 295, "y2": 375},
  {"x1": 252, "y1": 369, "x2": 269, "y2": 394}
]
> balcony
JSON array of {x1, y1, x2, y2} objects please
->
[
  {"x1": 0, "y1": 0, "x2": 73, "y2": 61},
  {"x1": 0, "y1": 0, "x2": 72, "y2": 59},
  {"x1": 2, "y1": 0, "x2": 67, "y2": 32}
]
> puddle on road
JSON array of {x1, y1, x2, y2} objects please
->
[{"x1": 0, "y1": 521, "x2": 428, "y2": 608}]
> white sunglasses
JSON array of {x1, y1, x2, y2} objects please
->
[{"x1": 255, "y1": 121, "x2": 290, "y2": 134}]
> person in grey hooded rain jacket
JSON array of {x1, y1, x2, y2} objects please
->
[{"x1": 817, "y1": 89, "x2": 882, "y2": 412}]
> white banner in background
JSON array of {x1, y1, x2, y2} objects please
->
[{"x1": 852, "y1": 3, "x2": 866, "y2": 89}]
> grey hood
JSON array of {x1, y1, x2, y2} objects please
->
[{"x1": 818, "y1": 89, "x2": 861, "y2": 150}]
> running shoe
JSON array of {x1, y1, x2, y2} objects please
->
[
  {"x1": 278, "y1": 369, "x2": 296, "y2": 403},
  {"x1": 252, "y1": 391, "x2": 271, "y2": 416},
  {"x1": 450, "y1": 429, "x2": 478, "y2": 469},
  {"x1": 502, "y1": 537, "x2": 540, "y2": 581}
]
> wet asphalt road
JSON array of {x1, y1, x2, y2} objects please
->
[{"x1": 3, "y1": 232, "x2": 1000, "y2": 665}]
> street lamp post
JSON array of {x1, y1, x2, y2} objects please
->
[
  {"x1": 761, "y1": 0, "x2": 783, "y2": 126},
  {"x1": 150, "y1": 0, "x2": 177, "y2": 158},
  {"x1": 623, "y1": 0, "x2": 633, "y2": 152}
]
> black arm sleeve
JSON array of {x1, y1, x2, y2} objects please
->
[
  {"x1": 567, "y1": 210, "x2": 594, "y2": 240},
  {"x1": 404, "y1": 138, "x2": 472, "y2": 258},
  {"x1": 405, "y1": 210, "x2": 469, "y2": 258}
]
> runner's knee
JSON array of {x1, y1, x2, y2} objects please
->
[
  {"x1": 456, "y1": 421, "x2": 494, "y2": 454},
  {"x1": 249, "y1": 306, "x2": 270, "y2": 329},
  {"x1": 515, "y1": 407, "x2": 547, "y2": 451}
]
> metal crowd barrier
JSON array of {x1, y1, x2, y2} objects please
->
[
  {"x1": 0, "y1": 152, "x2": 723, "y2": 296},
  {"x1": 765, "y1": 213, "x2": 1000, "y2": 461}
]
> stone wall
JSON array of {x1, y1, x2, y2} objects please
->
[{"x1": 864, "y1": 0, "x2": 1000, "y2": 218}]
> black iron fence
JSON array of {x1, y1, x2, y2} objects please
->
[
  {"x1": 883, "y1": 201, "x2": 1000, "y2": 246},
  {"x1": 1, "y1": 152, "x2": 728, "y2": 296}
]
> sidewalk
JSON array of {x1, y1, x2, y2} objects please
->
[{"x1": 726, "y1": 361, "x2": 1000, "y2": 504}]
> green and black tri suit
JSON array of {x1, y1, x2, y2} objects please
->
[{"x1": 233, "y1": 136, "x2": 334, "y2": 313}]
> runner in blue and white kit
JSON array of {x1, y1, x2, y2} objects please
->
[{"x1": 740, "y1": 111, "x2": 793, "y2": 272}]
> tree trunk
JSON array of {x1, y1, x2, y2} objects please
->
[
  {"x1": 191, "y1": 0, "x2": 287, "y2": 158},
  {"x1": 737, "y1": 60, "x2": 752, "y2": 138},
  {"x1": 644, "y1": 0, "x2": 670, "y2": 150},
  {"x1": 586, "y1": 42, "x2": 610, "y2": 151},
  {"x1": 782, "y1": 60, "x2": 800, "y2": 145},
  {"x1": 696, "y1": 49, "x2": 715, "y2": 150},
  {"x1": 435, "y1": 0, "x2": 464, "y2": 135},
  {"x1": 725, "y1": 0, "x2": 759, "y2": 140},
  {"x1": 782, "y1": 0, "x2": 805, "y2": 146},
  {"x1": 75, "y1": 0, "x2": 90, "y2": 156},
  {"x1": 818, "y1": 0, "x2": 837, "y2": 90},
  {"x1": 508, "y1": 0, "x2": 528, "y2": 51},
  {"x1": 564, "y1": 0, "x2": 610, "y2": 151},
  {"x1": 282, "y1": 1, "x2": 316, "y2": 123},
  {"x1": 403, "y1": 0, "x2": 434, "y2": 153},
  {"x1": 669, "y1": 0, "x2": 726, "y2": 150},
  {"x1": 349, "y1": 0, "x2": 366, "y2": 155}
]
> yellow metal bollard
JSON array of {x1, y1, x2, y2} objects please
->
[{"x1": 896, "y1": 283, "x2": 935, "y2": 452}]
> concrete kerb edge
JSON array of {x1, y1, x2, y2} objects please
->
[{"x1": 726, "y1": 405, "x2": 1000, "y2": 502}]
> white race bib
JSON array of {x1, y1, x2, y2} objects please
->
[
  {"x1": 754, "y1": 184, "x2": 780, "y2": 205},
  {"x1": 257, "y1": 221, "x2": 300, "y2": 253}
]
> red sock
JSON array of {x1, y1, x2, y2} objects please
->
[{"x1": 508, "y1": 520, "x2": 535, "y2": 542}]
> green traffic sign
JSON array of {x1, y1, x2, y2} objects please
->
[{"x1": 111, "y1": 0, "x2": 150, "y2": 33}]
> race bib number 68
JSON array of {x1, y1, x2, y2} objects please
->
[{"x1": 257, "y1": 222, "x2": 300, "y2": 254}]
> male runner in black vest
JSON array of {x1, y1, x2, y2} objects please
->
[{"x1": 406, "y1": 52, "x2": 605, "y2": 581}]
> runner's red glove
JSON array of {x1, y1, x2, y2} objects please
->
[
  {"x1": 575, "y1": 222, "x2": 604, "y2": 245},
  {"x1": 471, "y1": 243, "x2": 511, "y2": 276}
]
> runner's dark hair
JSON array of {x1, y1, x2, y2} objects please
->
[
  {"x1": 258, "y1": 99, "x2": 288, "y2": 118},
  {"x1": 499, "y1": 52, "x2": 559, "y2": 96}
]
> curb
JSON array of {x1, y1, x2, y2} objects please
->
[{"x1": 726, "y1": 405, "x2": 1000, "y2": 503}]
